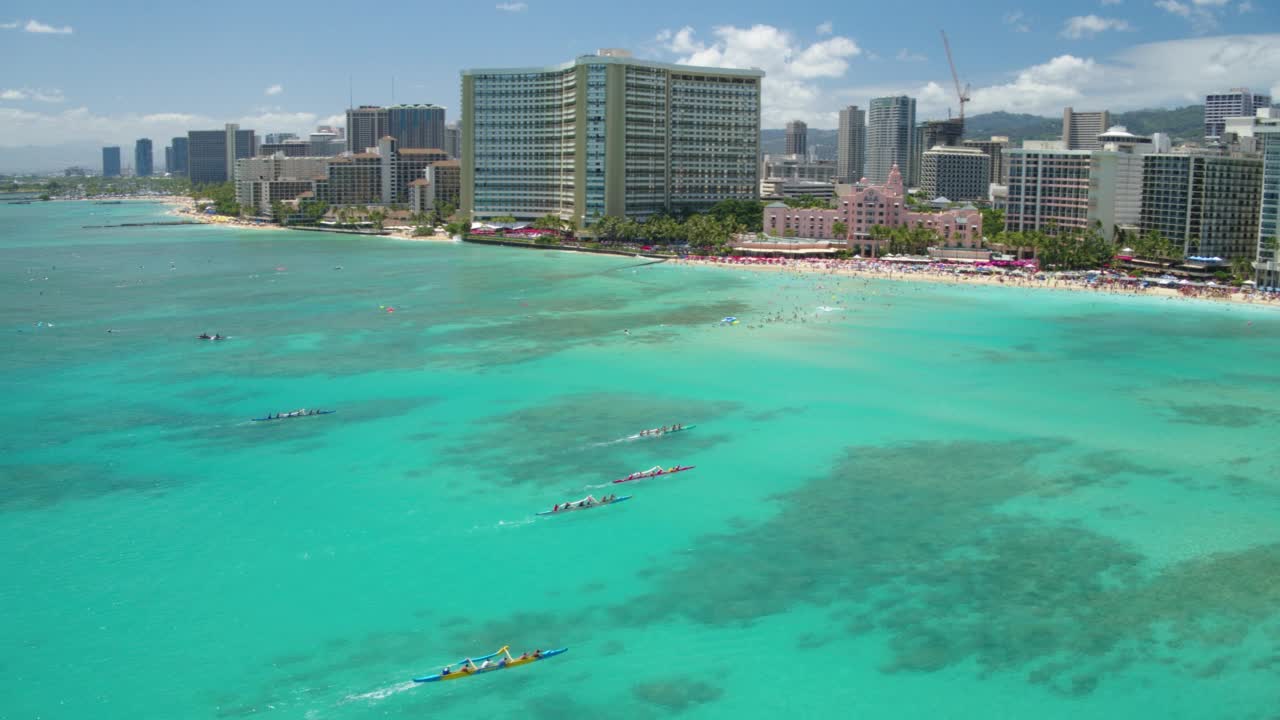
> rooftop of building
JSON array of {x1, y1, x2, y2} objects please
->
[
  {"x1": 408, "y1": 178, "x2": 430, "y2": 186},
  {"x1": 431, "y1": 159, "x2": 461, "y2": 167},
  {"x1": 923, "y1": 145, "x2": 989, "y2": 155},
  {"x1": 1097, "y1": 126, "x2": 1151, "y2": 141},
  {"x1": 400, "y1": 148, "x2": 449, "y2": 156},
  {"x1": 461, "y1": 52, "x2": 765, "y2": 79}
]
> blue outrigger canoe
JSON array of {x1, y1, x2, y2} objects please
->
[
  {"x1": 537, "y1": 495, "x2": 631, "y2": 516},
  {"x1": 413, "y1": 647, "x2": 568, "y2": 683},
  {"x1": 251, "y1": 410, "x2": 335, "y2": 422}
]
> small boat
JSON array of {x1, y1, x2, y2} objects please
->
[
  {"x1": 612, "y1": 465, "x2": 695, "y2": 484},
  {"x1": 413, "y1": 646, "x2": 567, "y2": 683},
  {"x1": 251, "y1": 409, "x2": 335, "y2": 422},
  {"x1": 537, "y1": 494, "x2": 631, "y2": 516},
  {"x1": 196, "y1": 333, "x2": 228, "y2": 341},
  {"x1": 635, "y1": 424, "x2": 694, "y2": 438}
]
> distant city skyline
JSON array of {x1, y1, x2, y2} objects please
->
[{"x1": 0, "y1": 1, "x2": 1277, "y2": 157}]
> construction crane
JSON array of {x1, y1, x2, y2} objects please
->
[{"x1": 940, "y1": 30, "x2": 971, "y2": 121}]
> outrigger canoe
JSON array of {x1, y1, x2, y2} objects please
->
[
  {"x1": 612, "y1": 465, "x2": 695, "y2": 484},
  {"x1": 412, "y1": 646, "x2": 567, "y2": 683},
  {"x1": 251, "y1": 409, "x2": 335, "y2": 422},
  {"x1": 537, "y1": 495, "x2": 631, "y2": 516},
  {"x1": 634, "y1": 424, "x2": 694, "y2": 438}
]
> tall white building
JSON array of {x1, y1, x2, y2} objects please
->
[
  {"x1": 1088, "y1": 126, "x2": 1154, "y2": 242},
  {"x1": 1062, "y1": 108, "x2": 1111, "y2": 151},
  {"x1": 866, "y1": 95, "x2": 916, "y2": 185},
  {"x1": 1205, "y1": 88, "x2": 1272, "y2": 139},
  {"x1": 785, "y1": 119, "x2": 808, "y2": 157},
  {"x1": 461, "y1": 51, "x2": 763, "y2": 222},
  {"x1": 1254, "y1": 127, "x2": 1280, "y2": 287},
  {"x1": 1004, "y1": 147, "x2": 1093, "y2": 235},
  {"x1": 836, "y1": 106, "x2": 865, "y2": 183}
]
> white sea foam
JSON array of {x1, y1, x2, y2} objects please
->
[{"x1": 340, "y1": 680, "x2": 418, "y2": 704}]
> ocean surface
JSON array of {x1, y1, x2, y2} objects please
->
[{"x1": 3, "y1": 200, "x2": 1280, "y2": 720}]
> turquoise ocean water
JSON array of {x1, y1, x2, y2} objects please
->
[{"x1": 3, "y1": 201, "x2": 1280, "y2": 719}]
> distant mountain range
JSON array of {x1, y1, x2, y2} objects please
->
[{"x1": 762, "y1": 105, "x2": 1208, "y2": 158}]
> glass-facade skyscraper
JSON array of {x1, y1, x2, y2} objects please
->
[
  {"x1": 134, "y1": 138, "x2": 153, "y2": 177},
  {"x1": 866, "y1": 96, "x2": 916, "y2": 185},
  {"x1": 102, "y1": 146, "x2": 121, "y2": 177}
]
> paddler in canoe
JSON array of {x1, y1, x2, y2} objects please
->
[{"x1": 418, "y1": 646, "x2": 565, "y2": 683}]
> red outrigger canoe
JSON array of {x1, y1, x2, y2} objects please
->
[{"x1": 612, "y1": 465, "x2": 695, "y2": 484}]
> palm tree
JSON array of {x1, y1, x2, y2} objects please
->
[{"x1": 1231, "y1": 255, "x2": 1254, "y2": 283}]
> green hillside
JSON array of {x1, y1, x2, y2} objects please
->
[{"x1": 762, "y1": 105, "x2": 1207, "y2": 154}]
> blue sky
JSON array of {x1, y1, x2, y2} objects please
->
[{"x1": 0, "y1": 0, "x2": 1277, "y2": 148}]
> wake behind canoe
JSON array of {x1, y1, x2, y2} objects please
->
[{"x1": 413, "y1": 647, "x2": 567, "y2": 683}]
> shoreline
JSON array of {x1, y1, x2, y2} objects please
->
[
  {"x1": 669, "y1": 256, "x2": 1280, "y2": 310},
  {"x1": 133, "y1": 200, "x2": 1280, "y2": 310}
]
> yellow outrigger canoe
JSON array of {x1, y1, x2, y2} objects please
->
[{"x1": 412, "y1": 646, "x2": 567, "y2": 683}]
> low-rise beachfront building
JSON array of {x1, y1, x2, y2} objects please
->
[
  {"x1": 759, "y1": 179, "x2": 837, "y2": 202},
  {"x1": 396, "y1": 148, "x2": 450, "y2": 204},
  {"x1": 461, "y1": 50, "x2": 763, "y2": 223},
  {"x1": 234, "y1": 155, "x2": 331, "y2": 215},
  {"x1": 407, "y1": 160, "x2": 462, "y2": 215},
  {"x1": 762, "y1": 164, "x2": 982, "y2": 255}
]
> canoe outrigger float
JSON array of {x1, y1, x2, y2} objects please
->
[
  {"x1": 412, "y1": 646, "x2": 567, "y2": 683},
  {"x1": 612, "y1": 465, "x2": 695, "y2": 484},
  {"x1": 538, "y1": 494, "x2": 631, "y2": 516},
  {"x1": 634, "y1": 423, "x2": 694, "y2": 438},
  {"x1": 251, "y1": 409, "x2": 335, "y2": 422}
]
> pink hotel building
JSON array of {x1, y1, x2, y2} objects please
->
[{"x1": 762, "y1": 165, "x2": 982, "y2": 255}]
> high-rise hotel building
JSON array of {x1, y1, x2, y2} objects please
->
[
  {"x1": 1257, "y1": 127, "x2": 1280, "y2": 287},
  {"x1": 460, "y1": 50, "x2": 763, "y2": 223}
]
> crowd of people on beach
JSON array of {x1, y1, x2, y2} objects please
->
[{"x1": 674, "y1": 255, "x2": 1280, "y2": 307}]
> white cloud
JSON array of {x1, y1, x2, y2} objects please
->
[
  {"x1": 896, "y1": 48, "x2": 927, "y2": 62},
  {"x1": 961, "y1": 33, "x2": 1280, "y2": 117},
  {"x1": 1156, "y1": 0, "x2": 1224, "y2": 32},
  {"x1": 1238, "y1": 0, "x2": 1254, "y2": 11},
  {"x1": 1062, "y1": 15, "x2": 1133, "y2": 38},
  {"x1": 0, "y1": 107, "x2": 208, "y2": 147},
  {"x1": 235, "y1": 111, "x2": 323, "y2": 136},
  {"x1": 320, "y1": 114, "x2": 346, "y2": 129},
  {"x1": 265, "y1": 84, "x2": 283, "y2": 96},
  {"x1": 0, "y1": 87, "x2": 65, "y2": 103},
  {"x1": 0, "y1": 106, "x2": 339, "y2": 147},
  {"x1": 816, "y1": 20, "x2": 833, "y2": 36},
  {"x1": 656, "y1": 24, "x2": 860, "y2": 126},
  {"x1": 1100, "y1": 0, "x2": 1123, "y2": 5},
  {"x1": 24, "y1": 19, "x2": 73, "y2": 34},
  {"x1": 1003, "y1": 11, "x2": 1031, "y2": 32},
  {"x1": 495, "y1": 2, "x2": 527, "y2": 11},
  {"x1": 0, "y1": 21, "x2": 19, "y2": 29}
]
